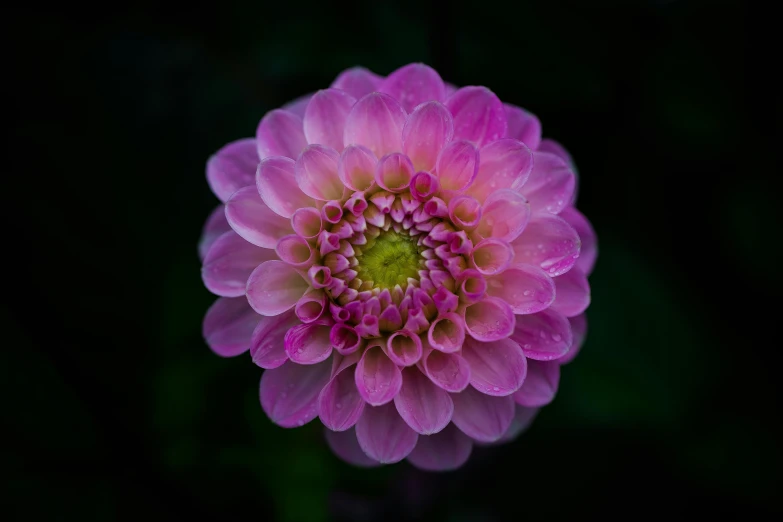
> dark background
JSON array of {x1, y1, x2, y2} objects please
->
[{"x1": 7, "y1": 0, "x2": 781, "y2": 520}]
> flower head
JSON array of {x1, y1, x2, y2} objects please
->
[{"x1": 200, "y1": 63, "x2": 597, "y2": 470}]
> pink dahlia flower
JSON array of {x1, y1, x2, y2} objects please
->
[{"x1": 200, "y1": 63, "x2": 597, "y2": 470}]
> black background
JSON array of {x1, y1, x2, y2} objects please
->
[{"x1": 7, "y1": 0, "x2": 782, "y2": 520}]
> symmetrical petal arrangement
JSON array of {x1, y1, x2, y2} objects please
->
[{"x1": 200, "y1": 63, "x2": 597, "y2": 470}]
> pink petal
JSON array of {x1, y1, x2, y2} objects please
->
[
  {"x1": 285, "y1": 320, "x2": 333, "y2": 364},
  {"x1": 330, "y1": 323, "x2": 363, "y2": 355},
  {"x1": 462, "y1": 337, "x2": 527, "y2": 396},
  {"x1": 560, "y1": 206, "x2": 597, "y2": 275},
  {"x1": 513, "y1": 360, "x2": 559, "y2": 407},
  {"x1": 458, "y1": 269, "x2": 487, "y2": 303},
  {"x1": 275, "y1": 234, "x2": 314, "y2": 269},
  {"x1": 537, "y1": 139, "x2": 575, "y2": 171},
  {"x1": 510, "y1": 213, "x2": 580, "y2": 277},
  {"x1": 250, "y1": 310, "x2": 300, "y2": 369},
  {"x1": 476, "y1": 189, "x2": 530, "y2": 242},
  {"x1": 202, "y1": 297, "x2": 260, "y2": 357},
  {"x1": 202, "y1": 231, "x2": 277, "y2": 297},
  {"x1": 402, "y1": 101, "x2": 453, "y2": 171},
  {"x1": 463, "y1": 297, "x2": 515, "y2": 342},
  {"x1": 435, "y1": 140, "x2": 478, "y2": 192},
  {"x1": 520, "y1": 151, "x2": 575, "y2": 215},
  {"x1": 338, "y1": 144, "x2": 377, "y2": 192},
  {"x1": 504, "y1": 104, "x2": 542, "y2": 150},
  {"x1": 281, "y1": 92, "x2": 313, "y2": 118},
  {"x1": 343, "y1": 92, "x2": 406, "y2": 157},
  {"x1": 325, "y1": 427, "x2": 381, "y2": 467},
  {"x1": 246, "y1": 260, "x2": 309, "y2": 316},
  {"x1": 495, "y1": 405, "x2": 540, "y2": 444},
  {"x1": 355, "y1": 344, "x2": 403, "y2": 406},
  {"x1": 295, "y1": 288, "x2": 327, "y2": 324},
  {"x1": 355, "y1": 403, "x2": 419, "y2": 464},
  {"x1": 256, "y1": 109, "x2": 307, "y2": 160},
  {"x1": 423, "y1": 349, "x2": 471, "y2": 392},
  {"x1": 427, "y1": 313, "x2": 465, "y2": 353},
  {"x1": 451, "y1": 386, "x2": 514, "y2": 442},
  {"x1": 291, "y1": 207, "x2": 323, "y2": 240},
  {"x1": 512, "y1": 308, "x2": 573, "y2": 361},
  {"x1": 206, "y1": 138, "x2": 258, "y2": 202},
  {"x1": 295, "y1": 144, "x2": 344, "y2": 201},
  {"x1": 225, "y1": 186, "x2": 293, "y2": 248},
  {"x1": 379, "y1": 63, "x2": 446, "y2": 112},
  {"x1": 550, "y1": 267, "x2": 590, "y2": 317},
  {"x1": 330, "y1": 67, "x2": 383, "y2": 100},
  {"x1": 198, "y1": 205, "x2": 232, "y2": 261},
  {"x1": 406, "y1": 423, "x2": 472, "y2": 471},
  {"x1": 259, "y1": 359, "x2": 332, "y2": 428},
  {"x1": 386, "y1": 330, "x2": 423, "y2": 366},
  {"x1": 375, "y1": 152, "x2": 414, "y2": 193},
  {"x1": 394, "y1": 367, "x2": 453, "y2": 435},
  {"x1": 303, "y1": 88, "x2": 356, "y2": 150},
  {"x1": 470, "y1": 238, "x2": 513, "y2": 276},
  {"x1": 410, "y1": 171, "x2": 440, "y2": 201},
  {"x1": 448, "y1": 195, "x2": 482, "y2": 231},
  {"x1": 256, "y1": 156, "x2": 315, "y2": 218},
  {"x1": 445, "y1": 86, "x2": 507, "y2": 147},
  {"x1": 467, "y1": 139, "x2": 533, "y2": 201},
  {"x1": 319, "y1": 360, "x2": 365, "y2": 431},
  {"x1": 558, "y1": 313, "x2": 587, "y2": 365},
  {"x1": 485, "y1": 265, "x2": 556, "y2": 315}
]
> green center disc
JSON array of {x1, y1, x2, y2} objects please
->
[{"x1": 355, "y1": 230, "x2": 421, "y2": 289}]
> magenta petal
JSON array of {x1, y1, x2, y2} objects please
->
[
  {"x1": 558, "y1": 313, "x2": 587, "y2": 365},
  {"x1": 495, "y1": 405, "x2": 540, "y2": 444},
  {"x1": 256, "y1": 156, "x2": 315, "y2": 218},
  {"x1": 476, "y1": 189, "x2": 530, "y2": 242},
  {"x1": 330, "y1": 67, "x2": 383, "y2": 100},
  {"x1": 537, "y1": 139, "x2": 575, "y2": 171},
  {"x1": 428, "y1": 313, "x2": 465, "y2": 353},
  {"x1": 485, "y1": 265, "x2": 556, "y2": 315},
  {"x1": 394, "y1": 367, "x2": 453, "y2": 435},
  {"x1": 463, "y1": 297, "x2": 515, "y2": 342},
  {"x1": 355, "y1": 403, "x2": 419, "y2": 464},
  {"x1": 445, "y1": 86, "x2": 507, "y2": 147},
  {"x1": 423, "y1": 349, "x2": 471, "y2": 393},
  {"x1": 295, "y1": 288, "x2": 327, "y2": 323},
  {"x1": 319, "y1": 360, "x2": 365, "y2": 431},
  {"x1": 386, "y1": 331, "x2": 423, "y2": 366},
  {"x1": 250, "y1": 310, "x2": 300, "y2": 369},
  {"x1": 325, "y1": 427, "x2": 381, "y2": 467},
  {"x1": 295, "y1": 144, "x2": 344, "y2": 201},
  {"x1": 355, "y1": 344, "x2": 403, "y2": 406},
  {"x1": 468, "y1": 139, "x2": 533, "y2": 201},
  {"x1": 435, "y1": 139, "x2": 479, "y2": 192},
  {"x1": 246, "y1": 260, "x2": 309, "y2": 316},
  {"x1": 407, "y1": 423, "x2": 472, "y2": 471},
  {"x1": 198, "y1": 205, "x2": 233, "y2": 261},
  {"x1": 521, "y1": 151, "x2": 576, "y2": 215},
  {"x1": 511, "y1": 213, "x2": 580, "y2": 277},
  {"x1": 402, "y1": 101, "x2": 454, "y2": 171},
  {"x1": 256, "y1": 109, "x2": 307, "y2": 160},
  {"x1": 379, "y1": 63, "x2": 446, "y2": 112},
  {"x1": 202, "y1": 231, "x2": 277, "y2": 297},
  {"x1": 303, "y1": 88, "x2": 356, "y2": 150},
  {"x1": 375, "y1": 152, "x2": 414, "y2": 193},
  {"x1": 338, "y1": 144, "x2": 377, "y2": 192},
  {"x1": 462, "y1": 337, "x2": 527, "y2": 396},
  {"x1": 451, "y1": 386, "x2": 514, "y2": 442},
  {"x1": 282, "y1": 92, "x2": 313, "y2": 118},
  {"x1": 560, "y1": 206, "x2": 598, "y2": 275},
  {"x1": 202, "y1": 297, "x2": 260, "y2": 357},
  {"x1": 514, "y1": 360, "x2": 559, "y2": 407},
  {"x1": 504, "y1": 104, "x2": 542, "y2": 150},
  {"x1": 285, "y1": 320, "x2": 333, "y2": 364},
  {"x1": 512, "y1": 308, "x2": 573, "y2": 361},
  {"x1": 470, "y1": 238, "x2": 513, "y2": 276},
  {"x1": 291, "y1": 207, "x2": 323, "y2": 240},
  {"x1": 206, "y1": 138, "x2": 259, "y2": 202},
  {"x1": 259, "y1": 359, "x2": 332, "y2": 428},
  {"x1": 550, "y1": 267, "x2": 591, "y2": 317},
  {"x1": 344, "y1": 92, "x2": 407, "y2": 158},
  {"x1": 225, "y1": 186, "x2": 293, "y2": 248}
]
